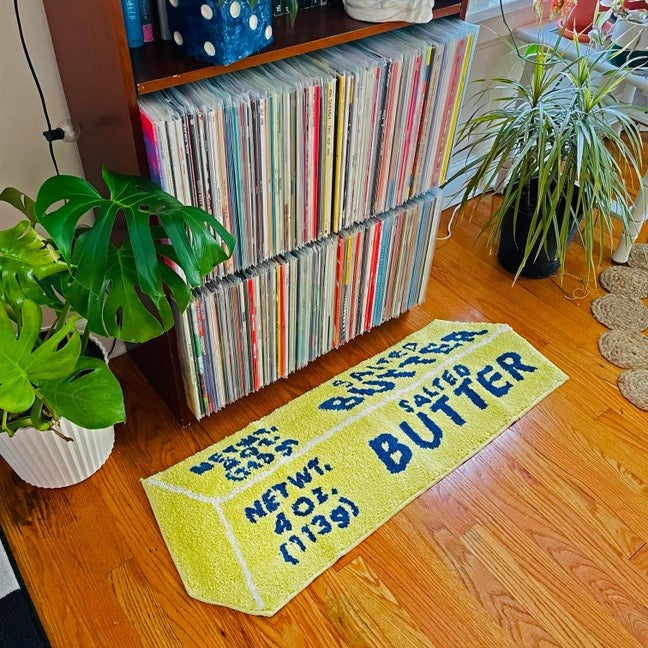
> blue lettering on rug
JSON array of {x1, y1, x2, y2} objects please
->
[
  {"x1": 368, "y1": 350, "x2": 538, "y2": 475},
  {"x1": 189, "y1": 426, "x2": 299, "y2": 481},
  {"x1": 240, "y1": 455, "x2": 360, "y2": 566},
  {"x1": 318, "y1": 329, "x2": 489, "y2": 412}
]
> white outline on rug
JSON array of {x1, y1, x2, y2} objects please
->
[
  {"x1": 145, "y1": 478, "x2": 265, "y2": 609},
  {"x1": 146, "y1": 323, "x2": 511, "y2": 610}
]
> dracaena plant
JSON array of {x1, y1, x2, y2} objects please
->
[
  {"x1": 0, "y1": 168, "x2": 234, "y2": 436},
  {"x1": 447, "y1": 31, "x2": 644, "y2": 282}
]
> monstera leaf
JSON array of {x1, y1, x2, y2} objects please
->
[
  {"x1": 0, "y1": 220, "x2": 67, "y2": 309},
  {"x1": 62, "y1": 234, "x2": 192, "y2": 342},
  {"x1": 35, "y1": 167, "x2": 235, "y2": 342},
  {"x1": 0, "y1": 187, "x2": 37, "y2": 224},
  {"x1": 39, "y1": 356, "x2": 125, "y2": 429},
  {"x1": 0, "y1": 301, "x2": 125, "y2": 429},
  {"x1": 0, "y1": 300, "x2": 80, "y2": 414}
]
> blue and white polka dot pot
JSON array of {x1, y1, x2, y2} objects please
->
[{"x1": 167, "y1": 0, "x2": 274, "y2": 66}]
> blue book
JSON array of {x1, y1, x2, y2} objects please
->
[
  {"x1": 139, "y1": 0, "x2": 155, "y2": 42},
  {"x1": 121, "y1": 0, "x2": 144, "y2": 48}
]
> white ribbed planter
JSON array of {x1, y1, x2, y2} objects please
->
[
  {"x1": 0, "y1": 420, "x2": 114, "y2": 488},
  {"x1": 342, "y1": 0, "x2": 434, "y2": 23}
]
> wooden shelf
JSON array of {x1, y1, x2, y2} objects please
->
[
  {"x1": 132, "y1": 1, "x2": 463, "y2": 95},
  {"x1": 43, "y1": 0, "x2": 466, "y2": 426}
]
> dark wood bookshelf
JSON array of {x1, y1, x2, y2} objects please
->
[
  {"x1": 43, "y1": 0, "x2": 468, "y2": 426},
  {"x1": 133, "y1": 1, "x2": 463, "y2": 94}
]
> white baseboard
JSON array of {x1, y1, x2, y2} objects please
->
[{"x1": 441, "y1": 154, "x2": 486, "y2": 210}]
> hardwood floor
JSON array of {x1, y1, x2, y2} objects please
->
[{"x1": 1, "y1": 198, "x2": 647, "y2": 647}]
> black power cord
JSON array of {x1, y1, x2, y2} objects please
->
[
  {"x1": 13, "y1": 0, "x2": 61, "y2": 175},
  {"x1": 13, "y1": 2, "x2": 124, "y2": 360}
]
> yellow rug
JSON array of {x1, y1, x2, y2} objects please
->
[{"x1": 142, "y1": 320, "x2": 567, "y2": 616}]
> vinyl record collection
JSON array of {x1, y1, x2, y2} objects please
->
[
  {"x1": 138, "y1": 17, "x2": 478, "y2": 418},
  {"x1": 178, "y1": 191, "x2": 441, "y2": 418},
  {"x1": 140, "y1": 18, "x2": 478, "y2": 274}
]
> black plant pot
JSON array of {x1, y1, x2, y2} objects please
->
[{"x1": 497, "y1": 184, "x2": 579, "y2": 279}]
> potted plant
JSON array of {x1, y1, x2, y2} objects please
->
[
  {"x1": 0, "y1": 168, "x2": 234, "y2": 488},
  {"x1": 447, "y1": 35, "x2": 644, "y2": 282}
]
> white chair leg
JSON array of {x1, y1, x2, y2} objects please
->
[{"x1": 612, "y1": 175, "x2": 648, "y2": 264}]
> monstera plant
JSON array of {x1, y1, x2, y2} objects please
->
[{"x1": 0, "y1": 168, "x2": 234, "y2": 487}]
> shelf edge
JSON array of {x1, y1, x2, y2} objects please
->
[{"x1": 136, "y1": 6, "x2": 462, "y2": 95}]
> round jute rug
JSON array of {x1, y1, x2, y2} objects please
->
[
  {"x1": 590, "y1": 293, "x2": 648, "y2": 331},
  {"x1": 628, "y1": 244, "x2": 648, "y2": 272},
  {"x1": 591, "y1": 243, "x2": 648, "y2": 411},
  {"x1": 618, "y1": 369, "x2": 648, "y2": 411},
  {"x1": 599, "y1": 266, "x2": 648, "y2": 299},
  {"x1": 598, "y1": 330, "x2": 648, "y2": 369}
]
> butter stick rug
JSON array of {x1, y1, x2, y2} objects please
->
[{"x1": 142, "y1": 320, "x2": 567, "y2": 616}]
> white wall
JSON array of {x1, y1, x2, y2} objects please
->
[
  {"x1": 0, "y1": 0, "x2": 534, "y2": 225},
  {"x1": 443, "y1": 2, "x2": 539, "y2": 205},
  {"x1": 0, "y1": 0, "x2": 82, "y2": 227}
]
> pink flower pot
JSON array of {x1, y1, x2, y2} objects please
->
[{"x1": 558, "y1": 0, "x2": 600, "y2": 42}]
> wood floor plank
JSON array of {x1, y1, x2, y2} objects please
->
[
  {"x1": 539, "y1": 342, "x2": 627, "y2": 420},
  {"x1": 499, "y1": 430, "x2": 647, "y2": 563},
  {"x1": 485, "y1": 438, "x2": 648, "y2": 644},
  {"x1": 463, "y1": 520, "x2": 641, "y2": 648},
  {"x1": 310, "y1": 556, "x2": 438, "y2": 648},
  {"x1": 358, "y1": 513, "x2": 521, "y2": 648},
  {"x1": 514, "y1": 405, "x2": 648, "y2": 533},
  {"x1": 631, "y1": 545, "x2": 648, "y2": 577},
  {"x1": 108, "y1": 559, "x2": 183, "y2": 648},
  {"x1": 0, "y1": 179, "x2": 646, "y2": 646},
  {"x1": 544, "y1": 386, "x2": 648, "y2": 486},
  {"x1": 445, "y1": 448, "x2": 644, "y2": 647},
  {"x1": 407, "y1": 484, "x2": 563, "y2": 647},
  {"x1": 595, "y1": 408, "x2": 648, "y2": 458}
]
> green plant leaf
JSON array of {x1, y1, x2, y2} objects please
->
[
  {"x1": 39, "y1": 356, "x2": 125, "y2": 429},
  {"x1": 524, "y1": 44, "x2": 539, "y2": 57},
  {"x1": 35, "y1": 167, "x2": 235, "y2": 343},
  {"x1": 0, "y1": 300, "x2": 80, "y2": 414},
  {"x1": 62, "y1": 236, "x2": 189, "y2": 342},
  {"x1": 285, "y1": 0, "x2": 298, "y2": 19},
  {"x1": 0, "y1": 220, "x2": 67, "y2": 310},
  {"x1": 0, "y1": 187, "x2": 37, "y2": 224}
]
